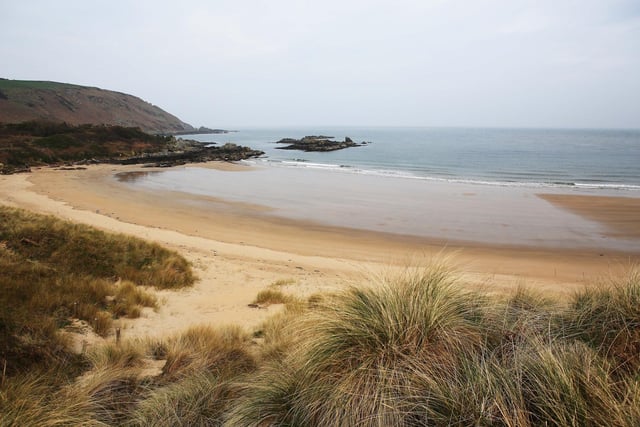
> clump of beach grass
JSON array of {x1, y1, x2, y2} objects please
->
[
  {"x1": 0, "y1": 370, "x2": 97, "y2": 427},
  {"x1": 229, "y1": 262, "x2": 488, "y2": 425},
  {"x1": 85, "y1": 340, "x2": 147, "y2": 371},
  {"x1": 112, "y1": 280, "x2": 158, "y2": 319},
  {"x1": 70, "y1": 365, "x2": 150, "y2": 425},
  {"x1": 228, "y1": 263, "x2": 640, "y2": 426},
  {"x1": 516, "y1": 340, "x2": 630, "y2": 426},
  {"x1": 251, "y1": 278, "x2": 302, "y2": 306},
  {"x1": 125, "y1": 325, "x2": 258, "y2": 426},
  {"x1": 252, "y1": 288, "x2": 292, "y2": 305},
  {"x1": 0, "y1": 206, "x2": 195, "y2": 289},
  {"x1": 129, "y1": 372, "x2": 239, "y2": 426},
  {"x1": 569, "y1": 268, "x2": 640, "y2": 373},
  {"x1": 161, "y1": 325, "x2": 256, "y2": 382},
  {"x1": 252, "y1": 300, "x2": 311, "y2": 364}
]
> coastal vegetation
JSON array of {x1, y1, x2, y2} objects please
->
[
  {"x1": 0, "y1": 206, "x2": 195, "y2": 376},
  {"x1": 0, "y1": 121, "x2": 170, "y2": 173},
  {"x1": 1, "y1": 207, "x2": 639, "y2": 425},
  {"x1": 0, "y1": 121, "x2": 263, "y2": 174}
]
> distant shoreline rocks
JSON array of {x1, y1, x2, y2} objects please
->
[
  {"x1": 117, "y1": 142, "x2": 264, "y2": 168},
  {"x1": 170, "y1": 126, "x2": 235, "y2": 136},
  {"x1": 274, "y1": 135, "x2": 371, "y2": 152},
  {"x1": 0, "y1": 121, "x2": 264, "y2": 174}
]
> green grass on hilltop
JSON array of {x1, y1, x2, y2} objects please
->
[{"x1": 0, "y1": 79, "x2": 86, "y2": 91}]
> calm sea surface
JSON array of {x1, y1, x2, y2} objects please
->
[{"x1": 183, "y1": 127, "x2": 640, "y2": 191}]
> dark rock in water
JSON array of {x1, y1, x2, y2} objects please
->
[{"x1": 274, "y1": 135, "x2": 370, "y2": 152}]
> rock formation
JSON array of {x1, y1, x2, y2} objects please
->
[{"x1": 274, "y1": 135, "x2": 370, "y2": 152}]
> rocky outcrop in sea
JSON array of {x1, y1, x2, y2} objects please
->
[{"x1": 274, "y1": 136, "x2": 370, "y2": 152}]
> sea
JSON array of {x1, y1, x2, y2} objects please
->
[
  {"x1": 182, "y1": 127, "x2": 640, "y2": 191},
  {"x1": 120, "y1": 127, "x2": 640, "y2": 250}
]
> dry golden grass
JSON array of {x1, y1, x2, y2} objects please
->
[
  {"x1": 0, "y1": 370, "x2": 98, "y2": 426},
  {"x1": 2, "y1": 210, "x2": 640, "y2": 427},
  {"x1": 252, "y1": 288, "x2": 292, "y2": 305},
  {"x1": 0, "y1": 206, "x2": 194, "y2": 375},
  {"x1": 228, "y1": 264, "x2": 640, "y2": 426},
  {"x1": 161, "y1": 325, "x2": 256, "y2": 382}
]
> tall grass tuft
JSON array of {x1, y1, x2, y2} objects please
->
[
  {"x1": 71, "y1": 366, "x2": 147, "y2": 425},
  {"x1": 515, "y1": 340, "x2": 629, "y2": 426},
  {"x1": 130, "y1": 372, "x2": 238, "y2": 426},
  {"x1": 484, "y1": 285, "x2": 568, "y2": 361},
  {"x1": 112, "y1": 280, "x2": 158, "y2": 319},
  {"x1": 400, "y1": 348, "x2": 528, "y2": 425},
  {"x1": 127, "y1": 326, "x2": 258, "y2": 425},
  {"x1": 230, "y1": 263, "x2": 488, "y2": 425},
  {"x1": 570, "y1": 268, "x2": 640, "y2": 373},
  {"x1": 252, "y1": 288, "x2": 292, "y2": 305},
  {"x1": 305, "y1": 264, "x2": 484, "y2": 369},
  {"x1": 161, "y1": 325, "x2": 256, "y2": 381},
  {"x1": 0, "y1": 370, "x2": 99, "y2": 426},
  {"x1": 86, "y1": 341, "x2": 146, "y2": 370},
  {"x1": 226, "y1": 360, "x2": 312, "y2": 426},
  {"x1": 253, "y1": 301, "x2": 310, "y2": 363}
]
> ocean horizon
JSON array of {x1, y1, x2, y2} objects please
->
[{"x1": 181, "y1": 126, "x2": 640, "y2": 192}]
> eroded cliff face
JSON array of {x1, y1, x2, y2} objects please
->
[{"x1": 0, "y1": 79, "x2": 194, "y2": 134}]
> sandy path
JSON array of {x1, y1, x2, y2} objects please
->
[{"x1": 2, "y1": 164, "x2": 638, "y2": 340}]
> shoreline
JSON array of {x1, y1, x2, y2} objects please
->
[
  {"x1": 1, "y1": 163, "x2": 638, "y2": 338},
  {"x1": 115, "y1": 162, "x2": 640, "y2": 252}
]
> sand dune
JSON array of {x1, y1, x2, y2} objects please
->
[{"x1": 1, "y1": 163, "x2": 637, "y2": 339}]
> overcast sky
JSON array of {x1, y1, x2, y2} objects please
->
[{"x1": 2, "y1": 0, "x2": 639, "y2": 128}]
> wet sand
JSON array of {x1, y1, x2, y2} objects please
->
[
  {"x1": 116, "y1": 165, "x2": 639, "y2": 252},
  {"x1": 1, "y1": 163, "x2": 638, "y2": 339},
  {"x1": 538, "y1": 193, "x2": 640, "y2": 239}
]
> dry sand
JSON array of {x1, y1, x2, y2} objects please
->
[{"x1": 1, "y1": 163, "x2": 638, "y2": 341}]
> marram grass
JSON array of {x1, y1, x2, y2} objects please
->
[
  {"x1": 2, "y1": 223, "x2": 640, "y2": 427},
  {"x1": 569, "y1": 268, "x2": 640, "y2": 373},
  {"x1": 0, "y1": 206, "x2": 195, "y2": 375},
  {"x1": 230, "y1": 263, "x2": 486, "y2": 425},
  {"x1": 228, "y1": 264, "x2": 640, "y2": 426}
]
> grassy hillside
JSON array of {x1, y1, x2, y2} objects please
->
[
  {"x1": 0, "y1": 78, "x2": 194, "y2": 134},
  {"x1": 0, "y1": 121, "x2": 174, "y2": 172},
  {"x1": 0, "y1": 206, "x2": 195, "y2": 377},
  {"x1": 0, "y1": 121, "x2": 264, "y2": 174}
]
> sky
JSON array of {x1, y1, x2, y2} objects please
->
[{"x1": 1, "y1": 0, "x2": 639, "y2": 128}]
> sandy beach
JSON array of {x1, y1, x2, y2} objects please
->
[{"x1": 1, "y1": 163, "x2": 638, "y2": 340}]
